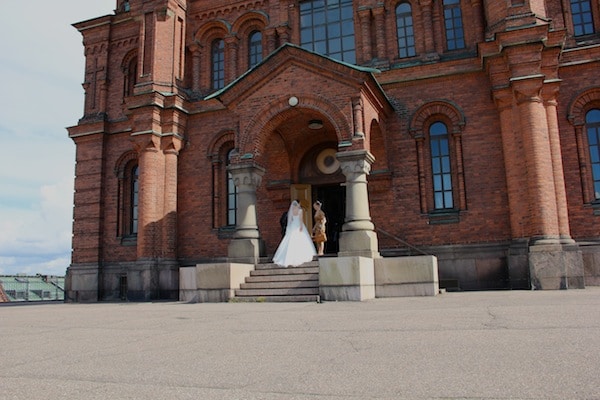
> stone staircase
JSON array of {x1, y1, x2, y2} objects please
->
[{"x1": 233, "y1": 261, "x2": 320, "y2": 302}]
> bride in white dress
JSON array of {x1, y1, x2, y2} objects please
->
[{"x1": 272, "y1": 200, "x2": 317, "y2": 267}]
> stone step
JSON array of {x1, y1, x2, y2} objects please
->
[
  {"x1": 245, "y1": 273, "x2": 318, "y2": 283},
  {"x1": 231, "y1": 295, "x2": 320, "y2": 303},
  {"x1": 235, "y1": 287, "x2": 319, "y2": 297},
  {"x1": 250, "y1": 267, "x2": 319, "y2": 276},
  {"x1": 255, "y1": 261, "x2": 319, "y2": 270},
  {"x1": 240, "y1": 280, "x2": 319, "y2": 290}
]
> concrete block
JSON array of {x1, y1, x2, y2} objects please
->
[
  {"x1": 374, "y1": 256, "x2": 439, "y2": 297},
  {"x1": 180, "y1": 263, "x2": 254, "y2": 302},
  {"x1": 319, "y1": 256, "x2": 375, "y2": 301}
]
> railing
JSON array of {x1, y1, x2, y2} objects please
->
[{"x1": 376, "y1": 228, "x2": 432, "y2": 256}]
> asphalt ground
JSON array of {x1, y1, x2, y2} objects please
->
[{"x1": 1, "y1": 288, "x2": 599, "y2": 400}]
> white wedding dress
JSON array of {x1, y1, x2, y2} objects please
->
[{"x1": 273, "y1": 212, "x2": 316, "y2": 267}]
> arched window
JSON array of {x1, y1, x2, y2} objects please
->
[
  {"x1": 410, "y1": 100, "x2": 466, "y2": 221},
  {"x1": 430, "y1": 122, "x2": 454, "y2": 210},
  {"x1": 123, "y1": 54, "x2": 137, "y2": 98},
  {"x1": 116, "y1": 159, "x2": 139, "y2": 240},
  {"x1": 396, "y1": 2, "x2": 416, "y2": 58},
  {"x1": 443, "y1": 0, "x2": 465, "y2": 50},
  {"x1": 587, "y1": 109, "x2": 600, "y2": 200},
  {"x1": 130, "y1": 165, "x2": 139, "y2": 234},
  {"x1": 226, "y1": 149, "x2": 237, "y2": 226},
  {"x1": 570, "y1": 0, "x2": 595, "y2": 36},
  {"x1": 248, "y1": 31, "x2": 263, "y2": 69},
  {"x1": 211, "y1": 39, "x2": 225, "y2": 90}
]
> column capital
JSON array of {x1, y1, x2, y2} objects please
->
[
  {"x1": 227, "y1": 163, "x2": 265, "y2": 189},
  {"x1": 337, "y1": 150, "x2": 375, "y2": 178},
  {"x1": 511, "y1": 75, "x2": 544, "y2": 104}
]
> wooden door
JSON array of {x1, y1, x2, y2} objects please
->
[{"x1": 290, "y1": 184, "x2": 312, "y2": 232}]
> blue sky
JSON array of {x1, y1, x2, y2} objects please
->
[{"x1": 0, "y1": 2, "x2": 115, "y2": 276}]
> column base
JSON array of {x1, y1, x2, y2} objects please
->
[
  {"x1": 529, "y1": 243, "x2": 585, "y2": 290},
  {"x1": 227, "y1": 238, "x2": 265, "y2": 264},
  {"x1": 338, "y1": 230, "x2": 380, "y2": 258}
]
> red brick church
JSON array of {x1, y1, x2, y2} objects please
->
[{"x1": 66, "y1": 0, "x2": 600, "y2": 301}]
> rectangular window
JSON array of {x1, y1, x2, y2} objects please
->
[
  {"x1": 227, "y1": 172, "x2": 237, "y2": 225},
  {"x1": 587, "y1": 109, "x2": 600, "y2": 199},
  {"x1": 300, "y1": 0, "x2": 356, "y2": 64},
  {"x1": 443, "y1": 0, "x2": 465, "y2": 51},
  {"x1": 571, "y1": 0, "x2": 595, "y2": 36}
]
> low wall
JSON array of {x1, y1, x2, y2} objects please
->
[
  {"x1": 374, "y1": 256, "x2": 439, "y2": 297},
  {"x1": 179, "y1": 263, "x2": 254, "y2": 302}
]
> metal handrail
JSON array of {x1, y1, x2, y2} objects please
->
[{"x1": 376, "y1": 228, "x2": 431, "y2": 256}]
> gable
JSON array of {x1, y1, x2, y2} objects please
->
[{"x1": 205, "y1": 43, "x2": 392, "y2": 111}]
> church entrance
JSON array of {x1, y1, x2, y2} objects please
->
[
  {"x1": 313, "y1": 184, "x2": 345, "y2": 254},
  {"x1": 295, "y1": 145, "x2": 346, "y2": 255}
]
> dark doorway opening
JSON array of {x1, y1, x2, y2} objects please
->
[
  {"x1": 313, "y1": 185, "x2": 345, "y2": 254},
  {"x1": 119, "y1": 275, "x2": 128, "y2": 301}
]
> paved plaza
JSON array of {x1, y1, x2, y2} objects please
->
[{"x1": 1, "y1": 288, "x2": 599, "y2": 400}]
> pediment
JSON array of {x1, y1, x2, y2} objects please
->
[{"x1": 205, "y1": 43, "x2": 392, "y2": 112}]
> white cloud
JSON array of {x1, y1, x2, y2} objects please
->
[{"x1": 0, "y1": 2, "x2": 114, "y2": 276}]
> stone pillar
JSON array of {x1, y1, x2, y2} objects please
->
[
  {"x1": 337, "y1": 150, "x2": 379, "y2": 258},
  {"x1": 162, "y1": 135, "x2": 183, "y2": 259},
  {"x1": 134, "y1": 134, "x2": 162, "y2": 259},
  {"x1": 511, "y1": 78, "x2": 584, "y2": 289},
  {"x1": 352, "y1": 97, "x2": 365, "y2": 138},
  {"x1": 513, "y1": 77, "x2": 560, "y2": 243},
  {"x1": 493, "y1": 88, "x2": 530, "y2": 288},
  {"x1": 542, "y1": 82, "x2": 573, "y2": 243},
  {"x1": 227, "y1": 163, "x2": 265, "y2": 263}
]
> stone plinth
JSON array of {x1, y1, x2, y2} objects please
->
[
  {"x1": 65, "y1": 264, "x2": 99, "y2": 302},
  {"x1": 529, "y1": 244, "x2": 585, "y2": 289},
  {"x1": 227, "y1": 238, "x2": 264, "y2": 264},
  {"x1": 319, "y1": 256, "x2": 375, "y2": 301},
  {"x1": 374, "y1": 256, "x2": 439, "y2": 297},
  {"x1": 179, "y1": 263, "x2": 254, "y2": 302}
]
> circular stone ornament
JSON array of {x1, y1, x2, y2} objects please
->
[{"x1": 316, "y1": 148, "x2": 340, "y2": 174}]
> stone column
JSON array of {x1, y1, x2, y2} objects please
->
[
  {"x1": 336, "y1": 150, "x2": 379, "y2": 258},
  {"x1": 513, "y1": 77, "x2": 560, "y2": 243},
  {"x1": 352, "y1": 97, "x2": 365, "y2": 138},
  {"x1": 161, "y1": 135, "x2": 183, "y2": 259},
  {"x1": 493, "y1": 88, "x2": 530, "y2": 288},
  {"x1": 512, "y1": 78, "x2": 584, "y2": 289},
  {"x1": 227, "y1": 163, "x2": 265, "y2": 263},
  {"x1": 134, "y1": 134, "x2": 162, "y2": 259},
  {"x1": 542, "y1": 81, "x2": 573, "y2": 243}
]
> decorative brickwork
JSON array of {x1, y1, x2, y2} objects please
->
[{"x1": 66, "y1": 0, "x2": 600, "y2": 301}]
